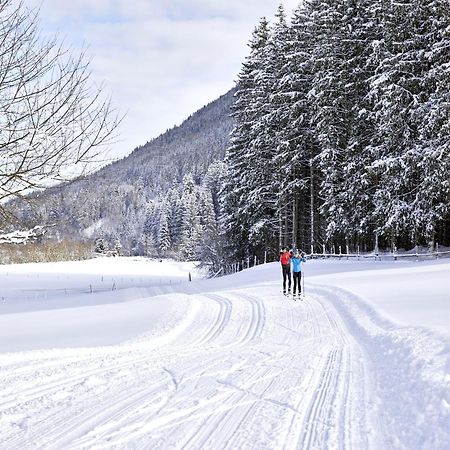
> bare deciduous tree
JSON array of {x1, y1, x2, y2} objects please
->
[{"x1": 0, "y1": 0, "x2": 120, "y2": 214}]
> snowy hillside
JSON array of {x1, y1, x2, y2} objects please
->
[
  {"x1": 0, "y1": 226, "x2": 47, "y2": 245},
  {"x1": 7, "y1": 88, "x2": 235, "y2": 256},
  {"x1": 1, "y1": 258, "x2": 449, "y2": 449}
]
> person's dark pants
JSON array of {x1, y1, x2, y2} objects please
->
[
  {"x1": 282, "y1": 264, "x2": 291, "y2": 292},
  {"x1": 293, "y1": 271, "x2": 302, "y2": 294}
]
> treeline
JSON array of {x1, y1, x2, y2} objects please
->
[
  {"x1": 140, "y1": 167, "x2": 223, "y2": 266},
  {"x1": 12, "y1": 164, "x2": 224, "y2": 267},
  {"x1": 220, "y1": 1, "x2": 450, "y2": 264}
]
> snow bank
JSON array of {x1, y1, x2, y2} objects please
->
[
  {"x1": 0, "y1": 257, "x2": 202, "y2": 351},
  {"x1": 305, "y1": 259, "x2": 450, "y2": 338}
]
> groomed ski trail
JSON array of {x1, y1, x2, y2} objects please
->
[{"x1": 2, "y1": 285, "x2": 384, "y2": 449}]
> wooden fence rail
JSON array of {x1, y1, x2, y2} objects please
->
[{"x1": 225, "y1": 247, "x2": 450, "y2": 275}]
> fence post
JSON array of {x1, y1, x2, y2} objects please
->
[
  {"x1": 322, "y1": 243, "x2": 326, "y2": 256},
  {"x1": 264, "y1": 251, "x2": 267, "y2": 264},
  {"x1": 254, "y1": 255, "x2": 257, "y2": 267},
  {"x1": 436, "y1": 243, "x2": 439, "y2": 259}
]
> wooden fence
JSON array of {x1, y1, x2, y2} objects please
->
[{"x1": 226, "y1": 245, "x2": 450, "y2": 274}]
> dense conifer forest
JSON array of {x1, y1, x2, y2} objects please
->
[{"x1": 221, "y1": 0, "x2": 450, "y2": 264}]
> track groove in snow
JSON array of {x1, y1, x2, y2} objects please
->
[{"x1": 2, "y1": 267, "x2": 449, "y2": 449}]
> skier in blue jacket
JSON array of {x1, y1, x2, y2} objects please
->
[{"x1": 291, "y1": 251, "x2": 306, "y2": 298}]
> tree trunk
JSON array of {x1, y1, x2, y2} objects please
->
[
  {"x1": 292, "y1": 195, "x2": 298, "y2": 250},
  {"x1": 310, "y1": 159, "x2": 315, "y2": 253}
]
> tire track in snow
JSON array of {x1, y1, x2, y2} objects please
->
[
  {"x1": 1, "y1": 293, "x2": 237, "y2": 449},
  {"x1": 235, "y1": 292, "x2": 266, "y2": 345},
  {"x1": 196, "y1": 294, "x2": 233, "y2": 345},
  {"x1": 25, "y1": 383, "x2": 167, "y2": 450},
  {"x1": 176, "y1": 366, "x2": 278, "y2": 450},
  {"x1": 298, "y1": 349, "x2": 342, "y2": 449},
  {"x1": 5, "y1": 352, "x2": 240, "y2": 449},
  {"x1": 1, "y1": 284, "x2": 384, "y2": 449},
  {"x1": 71, "y1": 292, "x2": 269, "y2": 449},
  {"x1": 0, "y1": 295, "x2": 225, "y2": 414},
  {"x1": 282, "y1": 292, "x2": 374, "y2": 450},
  {"x1": 141, "y1": 292, "x2": 286, "y2": 449},
  {"x1": 2, "y1": 363, "x2": 168, "y2": 450},
  {"x1": 0, "y1": 351, "x2": 167, "y2": 412}
]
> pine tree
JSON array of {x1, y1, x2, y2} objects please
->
[
  {"x1": 203, "y1": 161, "x2": 227, "y2": 216},
  {"x1": 306, "y1": 0, "x2": 362, "y2": 246},
  {"x1": 180, "y1": 181, "x2": 202, "y2": 260},
  {"x1": 220, "y1": 17, "x2": 270, "y2": 263},
  {"x1": 143, "y1": 204, "x2": 157, "y2": 255},
  {"x1": 114, "y1": 238, "x2": 122, "y2": 256},
  {"x1": 245, "y1": 5, "x2": 292, "y2": 254},
  {"x1": 166, "y1": 188, "x2": 183, "y2": 245},
  {"x1": 219, "y1": 0, "x2": 450, "y2": 261},
  {"x1": 200, "y1": 188, "x2": 218, "y2": 236},
  {"x1": 158, "y1": 207, "x2": 171, "y2": 253},
  {"x1": 274, "y1": 3, "x2": 322, "y2": 251},
  {"x1": 94, "y1": 237, "x2": 106, "y2": 254}
]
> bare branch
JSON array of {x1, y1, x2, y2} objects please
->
[{"x1": 0, "y1": 0, "x2": 121, "y2": 205}]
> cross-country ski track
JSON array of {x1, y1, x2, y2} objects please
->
[{"x1": 1, "y1": 259, "x2": 449, "y2": 449}]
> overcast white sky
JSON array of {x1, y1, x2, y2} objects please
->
[{"x1": 29, "y1": 0, "x2": 300, "y2": 160}]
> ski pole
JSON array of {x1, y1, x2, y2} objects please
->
[{"x1": 302, "y1": 260, "x2": 305, "y2": 299}]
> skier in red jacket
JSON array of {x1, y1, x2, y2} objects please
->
[{"x1": 280, "y1": 247, "x2": 293, "y2": 295}]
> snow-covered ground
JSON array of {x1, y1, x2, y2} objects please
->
[{"x1": 1, "y1": 257, "x2": 449, "y2": 449}]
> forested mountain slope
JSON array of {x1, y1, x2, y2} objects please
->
[
  {"x1": 10, "y1": 89, "x2": 235, "y2": 255},
  {"x1": 102, "y1": 87, "x2": 235, "y2": 192}
]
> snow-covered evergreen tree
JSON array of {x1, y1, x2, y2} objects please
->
[
  {"x1": 246, "y1": 6, "x2": 291, "y2": 253},
  {"x1": 220, "y1": 17, "x2": 270, "y2": 262},
  {"x1": 158, "y1": 207, "x2": 171, "y2": 253},
  {"x1": 274, "y1": 2, "x2": 321, "y2": 251},
  {"x1": 94, "y1": 237, "x2": 107, "y2": 254},
  {"x1": 166, "y1": 188, "x2": 182, "y2": 245},
  {"x1": 179, "y1": 175, "x2": 203, "y2": 260}
]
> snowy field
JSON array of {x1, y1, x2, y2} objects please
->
[{"x1": 1, "y1": 257, "x2": 449, "y2": 449}]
